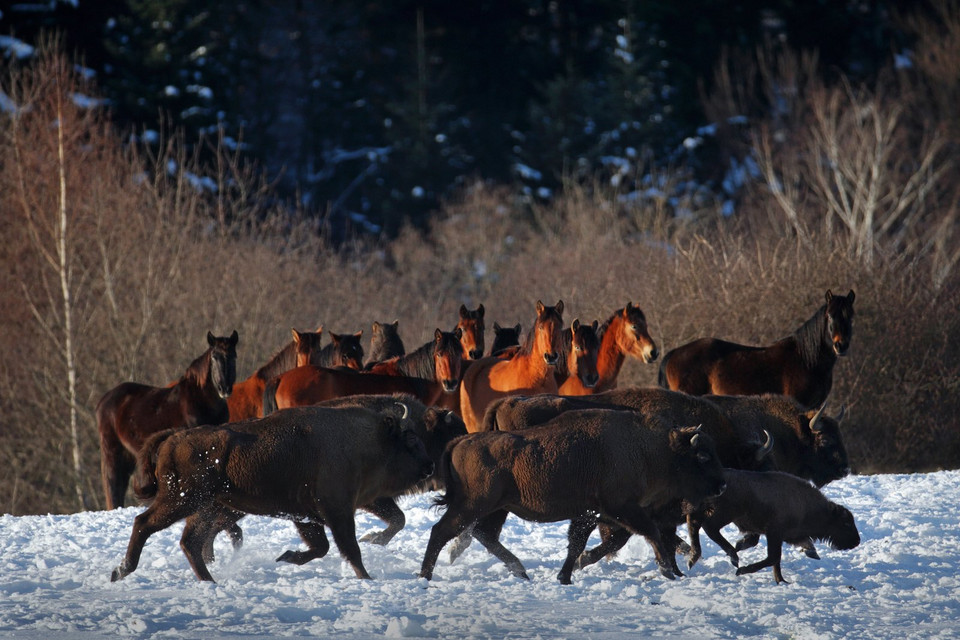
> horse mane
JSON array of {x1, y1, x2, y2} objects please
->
[
  {"x1": 596, "y1": 308, "x2": 624, "y2": 343},
  {"x1": 390, "y1": 339, "x2": 436, "y2": 379},
  {"x1": 182, "y1": 347, "x2": 213, "y2": 385},
  {"x1": 255, "y1": 341, "x2": 298, "y2": 382},
  {"x1": 793, "y1": 304, "x2": 829, "y2": 369}
]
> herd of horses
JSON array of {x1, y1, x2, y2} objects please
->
[{"x1": 97, "y1": 289, "x2": 856, "y2": 580}]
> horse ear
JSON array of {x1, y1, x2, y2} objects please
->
[
  {"x1": 435, "y1": 328, "x2": 443, "y2": 341},
  {"x1": 477, "y1": 303, "x2": 484, "y2": 317},
  {"x1": 572, "y1": 318, "x2": 581, "y2": 331},
  {"x1": 330, "y1": 332, "x2": 342, "y2": 344},
  {"x1": 592, "y1": 320, "x2": 599, "y2": 331},
  {"x1": 536, "y1": 300, "x2": 545, "y2": 315},
  {"x1": 207, "y1": 331, "x2": 215, "y2": 346},
  {"x1": 454, "y1": 326, "x2": 463, "y2": 339},
  {"x1": 372, "y1": 321, "x2": 381, "y2": 334},
  {"x1": 230, "y1": 330, "x2": 239, "y2": 346},
  {"x1": 392, "y1": 319, "x2": 399, "y2": 328},
  {"x1": 556, "y1": 300, "x2": 564, "y2": 315},
  {"x1": 291, "y1": 328, "x2": 302, "y2": 344},
  {"x1": 514, "y1": 323, "x2": 522, "y2": 333},
  {"x1": 460, "y1": 304, "x2": 468, "y2": 317},
  {"x1": 826, "y1": 289, "x2": 834, "y2": 303},
  {"x1": 847, "y1": 289, "x2": 855, "y2": 303},
  {"x1": 354, "y1": 330, "x2": 363, "y2": 339},
  {"x1": 494, "y1": 321, "x2": 502, "y2": 332}
]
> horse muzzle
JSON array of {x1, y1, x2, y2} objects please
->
[
  {"x1": 543, "y1": 352, "x2": 559, "y2": 366},
  {"x1": 420, "y1": 462, "x2": 436, "y2": 480},
  {"x1": 469, "y1": 349, "x2": 483, "y2": 360},
  {"x1": 833, "y1": 341, "x2": 849, "y2": 356},
  {"x1": 582, "y1": 373, "x2": 599, "y2": 388},
  {"x1": 442, "y1": 379, "x2": 460, "y2": 393}
]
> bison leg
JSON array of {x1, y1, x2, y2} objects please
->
[
  {"x1": 322, "y1": 507, "x2": 371, "y2": 579},
  {"x1": 685, "y1": 517, "x2": 703, "y2": 569},
  {"x1": 736, "y1": 534, "x2": 788, "y2": 584},
  {"x1": 797, "y1": 537, "x2": 820, "y2": 560},
  {"x1": 420, "y1": 509, "x2": 476, "y2": 580},
  {"x1": 277, "y1": 521, "x2": 331, "y2": 565},
  {"x1": 575, "y1": 522, "x2": 629, "y2": 570},
  {"x1": 472, "y1": 511, "x2": 529, "y2": 580},
  {"x1": 735, "y1": 532, "x2": 761, "y2": 552},
  {"x1": 558, "y1": 517, "x2": 597, "y2": 584},
  {"x1": 201, "y1": 507, "x2": 244, "y2": 564},
  {"x1": 701, "y1": 523, "x2": 740, "y2": 568},
  {"x1": 111, "y1": 500, "x2": 196, "y2": 581},
  {"x1": 358, "y1": 497, "x2": 405, "y2": 546},
  {"x1": 605, "y1": 504, "x2": 680, "y2": 580}
]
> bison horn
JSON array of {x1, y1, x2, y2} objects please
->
[
  {"x1": 834, "y1": 404, "x2": 846, "y2": 423},
  {"x1": 755, "y1": 430, "x2": 774, "y2": 461},
  {"x1": 691, "y1": 433, "x2": 701, "y2": 447},
  {"x1": 395, "y1": 402, "x2": 409, "y2": 421},
  {"x1": 809, "y1": 401, "x2": 827, "y2": 432}
]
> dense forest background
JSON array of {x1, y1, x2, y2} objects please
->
[{"x1": 2, "y1": 1, "x2": 959, "y2": 515}]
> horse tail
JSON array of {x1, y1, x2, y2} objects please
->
[
  {"x1": 657, "y1": 349, "x2": 672, "y2": 389},
  {"x1": 262, "y1": 375, "x2": 281, "y2": 416},
  {"x1": 132, "y1": 428, "x2": 178, "y2": 501}
]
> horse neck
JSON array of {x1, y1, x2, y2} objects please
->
[
  {"x1": 596, "y1": 317, "x2": 627, "y2": 383},
  {"x1": 182, "y1": 349, "x2": 215, "y2": 395},
  {"x1": 255, "y1": 341, "x2": 297, "y2": 381},
  {"x1": 509, "y1": 335, "x2": 553, "y2": 381},
  {"x1": 793, "y1": 305, "x2": 835, "y2": 370},
  {"x1": 394, "y1": 341, "x2": 436, "y2": 379}
]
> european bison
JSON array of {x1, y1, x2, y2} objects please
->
[
  {"x1": 685, "y1": 468, "x2": 860, "y2": 583},
  {"x1": 110, "y1": 403, "x2": 434, "y2": 582},
  {"x1": 418, "y1": 409, "x2": 726, "y2": 585}
]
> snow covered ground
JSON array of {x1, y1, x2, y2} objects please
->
[{"x1": 1, "y1": 471, "x2": 958, "y2": 639}]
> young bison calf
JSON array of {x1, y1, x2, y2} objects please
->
[
  {"x1": 685, "y1": 469, "x2": 860, "y2": 584},
  {"x1": 110, "y1": 404, "x2": 434, "y2": 583}
]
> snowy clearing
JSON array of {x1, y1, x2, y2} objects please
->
[{"x1": 0, "y1": 471, "x2": 958, "y2": 639}]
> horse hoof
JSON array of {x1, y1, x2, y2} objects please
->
[
  {"x1": 659, "y1": 566, "x2": 677, "y2": 580},
  {"x1": 110, "y1": 566, "x2": 126, "y2": 582}
]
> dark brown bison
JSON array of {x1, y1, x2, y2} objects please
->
[
  {"x1": 685, "y1": 468, "x2": 860, "y2": 583},
  {"x1": 110, "y1": 403, "x2": 434, "y2": 582},
  {"x1": 418, "y1": 409, "x2": 726, "y2": 585},
  {"x1": 658, "y1": 289, "x2": 855, "y2": 410}
]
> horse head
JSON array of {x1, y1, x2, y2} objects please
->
[
  {"x1": 434, "y1": 327, "x2": 465, "y2": 393},
  {"x1": 618, "y1": 302, "x2": 659, "y2": 363},
  {"x1": 330, "y1": 330, "x2": 365, "y2": 370},
  {"x1": 207, "y1": 330, "x2": 239, "y2": 399},
  {"x1": 568, "y1": 318, "x2": 601, "y2": 388},
  {"x1": 534, "y1": 300, "x2": 565, "y2": 366},
  {"x1": 825, "y1": 289, "x2": 855, "y2": 356},
  {"x1": 292, "y1": 327, "x2": 324, "y2": 367},
  {"x1": 457, "y1": 304, "x2": 486, "y2": 360}
]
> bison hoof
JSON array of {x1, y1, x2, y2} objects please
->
[
  {"x1": 557, "y1": 573, "x2": 572, "y2": 585},
  {"x1": 804, "y1": 548, "x2": 821, "y2": 560},
  {"x1": 729, "y1": 555, "x2": 740, "y2": 568},
  {"x1": 687, "y1": 555, "x2": 700, "y2": 570},
  {"x1": 658, "y1": 565, "x2": 677, "y2": 580},
  {"x1": 276, "y1": 550, "x2": 310, "y2": 565},
  {"x1": 359, "y1": 531, "x2": 391, "y2": 546}
]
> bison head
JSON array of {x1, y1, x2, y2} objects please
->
[
  {"x1": 669, "y1": 425, "x2": 726, "y2": 507},
  {"x1": 820, "y1": 502, "x2": 861, "y2": 551},
  {"x1": 804, "y1": 405, "x2": 851, "y2": 487}
]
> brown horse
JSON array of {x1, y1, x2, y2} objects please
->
[
  {"x1": 590, "y1": 302, "x2": 659, "y2": 393},
  {"x1": 263, "y1": 329, "x2": 464, "y2": 414},
  {"x1": 658, "y1": 290, "x2": 855, "y2": 409},
  {"x1": 319, "y1": 330, "x2": 365, "y2": 370},
  {"x1": 97, "y1": 330, "x2": 239, "y2": 509},
  {"x1": 366, "y1": 320, "x2": 406, "y2": 365},
  {"x1": 458, "y1": 300, "x2": 565, "y2": 431},
  {"x1": 457, "y1": 304, "x2": 486, "y2": 360},
  {"x1": 227, "y1": 328, "x2": 324, "y2": 422},
  {"x1": 557, "y1": 319, "x2": 601, "y2": 395}
]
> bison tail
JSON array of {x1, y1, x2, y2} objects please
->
[
  {"x1": 480, "y1": 397, "x2": 506, "y2": 432},
  {"x1": 430, "y1": 440, "x2": 461, "y2": 511},
  {"x1": 132, "y1": 428, "x2": 177, "y2": 502},
  {"x1": 262, "y1": 375, "x2": 281, "y2": 416}
]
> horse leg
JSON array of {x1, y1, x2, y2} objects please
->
[
  {"x1": 576, "y1": 522, "x2": 631, "y2": 570},
  {"x1": 320, "y1": 506, "x2": 370, "y2": 579},
  {"x1": 276, "y1": 521, "x2": 331, "y2": 565},
  {"x1": 471, "y1": 510, "x2": 529, "y2": 580},
  {"x1": 736, "y1": 534, "x2": 788, "y2": 584},
  {"x1": 358, "y1": 497, "x2": 405, "y2": 545},
  {"x1": 111, "y1": 499, "x2": 196, "y2": 581},
  {"x1": 100, "y1": 434, "x2": 135, "y2": 510},
  {"x1": 180, "y1": 513, "x2": 220, "y2": 582},
  {"x1": 420, "y1": 508, "x2": 477, "y2": 580},
  {"x1": 558, "y1": 516, "x2": 597, "y2": 584}
]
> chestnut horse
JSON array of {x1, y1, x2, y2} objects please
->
[
  {"x1": 459, "y1": 300, "x2": 565, "y2": 432},
  {"x1": 366, "y1": 320, "x2": 406, "y2": 365},
  {"x1": 556, "y1": 319, "x2": 601, "y2": 395},
  {"x1": 263, "y1": 329, "x2": 464, "y2": 415},
  {"x1": 97, "y1": 330, "x2": 239, "y2": 509},
  {"x1": 227, "y1": 328, "x2": 324, "y2": 422},
  {"x1": 658, "y1": 289, "x2": 855, "y2": 409},
  {"x1": 590, "y1": 302, "x2": 659, "y2": 393},
  {"x1": 457, "y1": 304, "x2": 486, "y2": 360}
]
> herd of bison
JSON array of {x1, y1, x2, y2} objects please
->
[{"x1": 100, "y1": 289, "x2": 860, "y2": 586}]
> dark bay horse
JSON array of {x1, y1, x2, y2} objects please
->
[
  {"x1": 319, "y1": 330, "x2": 365, "y2": 370},
  {"x1": 591, "y1": 302, "x2": 659, "y2": 393},
  {"x1": 97, "y1": 330, "x2": 239, "y2": 509},
  {"x1": 556, "y1": 319, "x2": 601, "y2": 395},
  {"x1": 490, "y1": 321, "x2": 522, "y2": 357},
  {"x1": 457, "y1": 304, "x2": 486, "y2": 360},
  {"x1": 458, "y1": 300, "x2": 565, "y2": 432},
  {"x1": 263, "y1": 329, "x2": 464, "y2": 414},
  {"x1": 366, "y1": 320, "x2": 406, "y2": 365},
  {"x1": 228, "y1": 328, "x2": 324, "y2": 422},
  {"x1": 658, "y1": 289, "x2": 855, "y2": 409}
]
